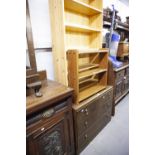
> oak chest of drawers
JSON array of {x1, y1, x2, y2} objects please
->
[{"x1": 73, "y1": 86, "x2": 113, "y2": 154}]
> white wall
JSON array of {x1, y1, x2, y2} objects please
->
[
  {"x1": 28, "y1": 0, "x2": 54, "y2": 80},
  {"x1": 28, "y1": 0, "x2": 52, "y2": 48}
]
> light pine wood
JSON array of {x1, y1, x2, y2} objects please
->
[
  {"x1": 78, "y1": 0, "x2": 103, "y2": 10},
  {"x1": 79, "y1": 68, "x2": 107, "y2": 80},
  {"x1": 79, "y1": 84, "x2": 106, "y2": 102},
  {"x1": 49, "y1": 0, "x2": 103, "y2": 85},
  {"x1": 67, "y1": 51, "x2": 79, "y2": 103},
  {"x1": 64, "y1": 0, "x2": 102, "y2": 16},
  {"x1": 65, "y1": 23, "x2": 101, "y2": 33},
  {"x1": 49, "y1": 0, "x2": 67, "y2": 85},
  {"x1": 67, "y1": 49, "x2": 108, "y2": 104},
  {"x1": 79, "y1": 63, "x2": 99, "y2": 72}
]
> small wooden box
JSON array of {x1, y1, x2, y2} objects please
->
[{"x1": 117, "y1": 42, "x2": 129, "y2": 57}]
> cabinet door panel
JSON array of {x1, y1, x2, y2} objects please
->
[
  {"x1": 115, "y1": 81, "x2": 123, "y2": 99},
  {"x1": 27, "y1": 111, "x2": 73, "y2": 155}
]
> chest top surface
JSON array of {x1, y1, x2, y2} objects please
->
[{"x1": 26, "y1": 80, "x2": 73, "y2": 116}]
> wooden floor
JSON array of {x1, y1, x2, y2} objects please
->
[{"x1": 80, "y1": 95, "x2": 129, "y2": 155}]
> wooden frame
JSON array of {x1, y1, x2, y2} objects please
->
[
  {"x1": 26, "y1": 0, "x2": 37, "y2": 76},
  {"x1": 67, "y1": 48, "x2": 109, "y2": 104}
]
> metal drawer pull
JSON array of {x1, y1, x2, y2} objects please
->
[
  {"x1": 42, "y1": 108, "x2": 55, "y2": 118},
  {"x1": 41, "y1": 127, "x2": 45, "y2": 131},
  {"x1": 124, "y1": 76, "x2": 126, "y2": 80},
  {"x1": 84, "y1": 134, "x2": 88, "y2": 139},
  {"x1": 81, "y1": 109, "x2": 84, "y2": 113},
  {"x1": 85, "y1": 121, "x2": 88, "y2": 126},
  {"x1": 85, "y1": 109, "x2": 89, "y2": 115}
]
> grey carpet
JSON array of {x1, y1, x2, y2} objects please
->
[{"x1": 80, "y1": 94, "x2": 129, "y2": 155}]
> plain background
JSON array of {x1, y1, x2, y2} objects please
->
[{"x1": 0, "y1": 0, "x2": 155, "y2": 155}]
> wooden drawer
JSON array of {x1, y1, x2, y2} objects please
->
[
  {"x1": 115, "y1": 70, "x2": 125, "y2": 82},
  {"x1": 76, "y1": 89, "x2": 113, "y2": 135},
  {"x1": 77, "y1": 112, "x2": 111, "y2": 154},
  {"x1": 26, "y1": 98, "x2": 70, "y2": 128}
]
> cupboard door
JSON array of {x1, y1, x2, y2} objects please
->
[
  {"x1": 27, "y1": 111, "x2": 74, "y2": 155},
  {"x1": 115, "y1": 81, "x2": 123, "y2": 99}
]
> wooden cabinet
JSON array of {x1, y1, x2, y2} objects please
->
[
  {"x1": 49, "y1": 0, "x2": 103, "y2": 85},
  {"x1": 26, "y1": 81, "x2": 75, "y2": 155},
  {"x1": 108, "y1": 62, "x2": 129, "y2": 115},
  {"x1": 73, "y1": 86, "x2": 113, "y2": 154},
  {"x1": 67, "y1": 49, "x2": 109, "y2": 104}
]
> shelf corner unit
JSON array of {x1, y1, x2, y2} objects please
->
[{"x1": 67, "y1": 48, "x2": 109, "y2": 104}]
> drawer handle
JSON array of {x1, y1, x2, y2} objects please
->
[
  {"x1": 41, "y1": 127, "x2": 45, "y2": 131},
  {"x1": 42, "y1": 108, "x2": 55, "y2": 118},
  {"x1": 84, "y1": 134, "x2": 88, "y2": 139},
  {"x1": 85, "y1": 109, "x2": 89, "y2": 115},
  {"x1": 124, "y1": 76, "x2": 126, "y2": 80},
  {"x1": 85, "y1": 121, "x2": 88, "y2": 127},
  {"x1": 81, "y1": 109, "x2": 84, "y2": 113}
]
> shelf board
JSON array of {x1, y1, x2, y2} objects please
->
[
  {"x1": 103, "y1": 21, "x2": 111, "y2": 27},
  {"x1": 64, "y1": 0, "x2": 102, "y2": 16},
  {"x1": 79, "y1": 63, "x2": 99, "y2": 72},
  {"x1": 79, "y1": 78, "x2": 98, "y2": 85},
  {"x1": 65, "y1": 23, "x2": 101, "y2": 33},
  {"x1": 78, "y1": 48, "x2": 109, "y2": 54},
  {"x1": 79, "y1": 84, "x2": 106, "y2": 102},
  {"x1": 116, "y1": 25, "x2": 129, "y2": 31},
  {"x1": 113, "y1": 64, "x2": 129, "y2": 72},
  {"x1": 79, "y1": 68, "x2": 107, "y2": 80}
]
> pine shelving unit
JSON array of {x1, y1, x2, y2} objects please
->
[
  {"x1": 67, "y1": 49, "x2": 108, "y2": 104},
  {"x1": 49, "y1": 0, "x2": 103, "y2": 85}
]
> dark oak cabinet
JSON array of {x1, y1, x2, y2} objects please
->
[
  {"x1": 108, "y1": 61, "x2": 129, "y2": 115},
  {"x1": 73, "y1": 86, "x2": 113, "y2": 154},
  {"x1": 26, "y1": 81, "x2": 75, "y2": 155}
]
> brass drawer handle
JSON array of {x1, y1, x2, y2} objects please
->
[
  {"x1": 42, "y1": 108, "x2": 55, "y2": 118},
  {"x1": 85, "y1": 121, "x2": 88, "y2": 127}
]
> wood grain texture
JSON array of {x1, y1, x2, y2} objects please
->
[
  {"x1": 49, "y1": 0, "x2": 68, "y2": 85},
  {"x1": 26, "y1": 80, "x2": 73, "y2": 116},
  {"x1": 27, "y1": 80, "x2": 75, "y2": 155}
]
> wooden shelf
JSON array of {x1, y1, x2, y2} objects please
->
[
  {"x1": 79, "y1": 63, "x2": 99, "y2": 72},
  {"x1": 79, "y1": 78, "x2": 98, "y2": 85},
  {"x1": 113, "y1": 64, "x2": 129, "y2": 72},
  {"x1": 78, "y1": 48, "x2": 109, "y2": 54},
  {"x1": 65, "y1": 23, "x2": 101, "y2": 33},
  {"x1": 64, "y1": 0, "x2": 102, "y2": 16},
  {"x1": 79, "y1": 68, "x2": 107, "y2": 80},
  {"x1": 79, "y1": 84, "x2": 106, "y2": 102}
]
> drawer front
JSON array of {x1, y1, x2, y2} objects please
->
[
  {"x1": 77, "y1": 113, "x2": 111, "y2": 154},
  {"x1": 115, "y1": 70, "x2": 125, "y2": 82},
  {"x1": 27, "y1": 98, "x2": 70, "y2": 127},
  {"x1": 76, "y1": 89, "x2": 113, "y2": 135}
]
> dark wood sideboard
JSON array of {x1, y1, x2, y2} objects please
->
[
  {"x1": 26, "y1": 80, "x2": 75, "y2": 155},
  {"x1": 73, "y1": 86, "x2": 113, "y2": 154},
  {"x1": 108, "y1": 61, "x2": 129, "y2": 115}
]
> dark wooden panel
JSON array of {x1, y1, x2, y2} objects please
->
[
  {"x1": 27, "y1": 80, "x2": 75, "y2": 155},
  {"x1": 73, "y1": 86, "x2": 113, "y2": 154}
]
